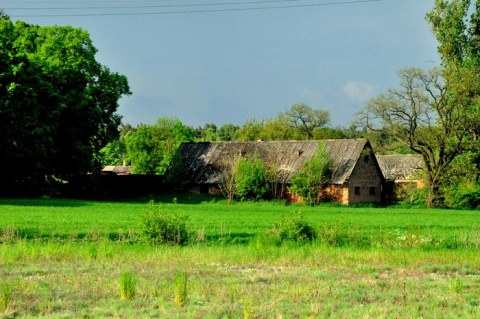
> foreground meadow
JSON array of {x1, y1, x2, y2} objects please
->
[{"x1": 0, "y1": 195, "x2": 479, "y2": 318}]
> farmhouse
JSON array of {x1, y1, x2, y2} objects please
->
[
  {"x1": 167, "y1": 139, "x2": 385, "y2": 205},
  {"x1": 376, "y1": 154, "x2": 424, "y2": 202}
]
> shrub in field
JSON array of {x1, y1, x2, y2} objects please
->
[
  {"x1": 140, "y1": 200, "x2": 189, "y2": 245},
  {"x1": 267, "y1": 211, "x2": 317, "y2": 243},
  {"x1": 119, "y1": 271, "x2": 136, "y2": 300},
  {"x1": 234, "y1": 155, "x2": 270, "y2": 201}
]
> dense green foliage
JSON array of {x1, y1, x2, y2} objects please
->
[
  {"x1": 444, "y1": 181, "x2": 480, "y2": 209},
  {"x1": 193, "y1": 123, "x2": 240, "y2": 142},
  {"x1": 289, "y1": 143, "x2": 332, "y2": 205},
  {"x1": 0, "y1": 18, "x2": 130, "y2": 194},
  {"x1": 233, "y1": 155, "x2": 270, "y2": 201},
  {"x1": 124, "y1": 118, "x2": 194, "y2": 174}
]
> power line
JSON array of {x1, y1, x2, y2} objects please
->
[
  {"x1": 4, "y1": 0, "x2": 350, "y2": 10},
  {"x1": 1, "y1": 0, "x2": 174, "y2": 2},
  {"x1": 5, "y1": 0, "x2": 382, "y2": 17}
]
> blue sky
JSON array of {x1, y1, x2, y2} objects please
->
[{"x1": 5, "y1": 0, "x2": 438, "y2": 128}]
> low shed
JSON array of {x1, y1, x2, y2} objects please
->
[{"x1": 376, "y1": 154, "x2": 424, "y2": 202}]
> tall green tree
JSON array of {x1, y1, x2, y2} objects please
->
[
  {"x1": 426, "y1": 0, "x2": 480, "y2": 139},
  {"x1": 0, "y1": 19, "x2": 130, "y2": 193},
  {"x1": 426, "y1": 0, "x2": 480, "y2": 204},
  {"x1": 124, "y1": 118, "x2": 194, "y2": 175}
]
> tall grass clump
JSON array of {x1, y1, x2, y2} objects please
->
[
  {"x1": 140, "y1": 200, "x2": 189, "y2": 245},
  {"x1": 0, "y1": 282, "x2": 13, "y2": 313},
  {"x1": 267, "y1": 211, "x2": 316, "y2": 243},
  {"x1": 119, "y1": 271, "x2": 136, "y2": 300},
  {"x1": 173, "y1": 270, "x2": 188, "y2": 307}
]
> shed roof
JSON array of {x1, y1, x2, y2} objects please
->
[
  {"x1": 101, "y1": 165, "x2": 132, "y2": 174},
  {"x1": 376, "y1": 154, "x2": 423, "y2": 181},
  {"x1": 170, "y1": 139, "x2": 371, "y2": 185}
]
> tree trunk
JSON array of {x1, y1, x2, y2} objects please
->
[{"x1": 426, "y1": 178, "x2": 441, "y2": 208}]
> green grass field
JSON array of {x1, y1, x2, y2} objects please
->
[{"x1": 0, "y1": 195, "x2": 479, "y2": 318}]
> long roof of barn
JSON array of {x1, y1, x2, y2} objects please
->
[{"x1": 171, "y1": 139, "x2": 371, "y2": 185}]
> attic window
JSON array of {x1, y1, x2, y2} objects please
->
[
  {"x1": 363, "y1": 155, "x2": 369, "y2": 163},
  {"x1": 296, "y1": 150, "x2": 303, "y2": 156}
]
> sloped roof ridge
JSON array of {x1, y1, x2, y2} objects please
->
[{"x1": 181, "y1": 138, "x2": 367, "y2": 144}]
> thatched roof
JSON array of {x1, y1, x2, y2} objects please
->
[
  {"x1": 170, "y1": 139, "x2": 371, "y2": 185},
  {"x1": 376, "y1": 154, "x2": 423, "y2": 181}
]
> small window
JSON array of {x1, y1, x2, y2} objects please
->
[
  {"x1": 369, "y1": 186, "x2": 376, "y2": 195},
  {"x1": 354, "y1": 187, "x2": 361, "y2": 195},
  {"x1": 363, "y1": 155, "x2": 369, "y2": 163}
]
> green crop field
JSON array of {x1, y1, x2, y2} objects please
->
[{"x1": 0, "y1": 195, "x2": 479, "y2": 318}]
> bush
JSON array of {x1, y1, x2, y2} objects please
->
[
  {"x1": 402, "y1": 186, "x2": 428, "y2": 207},
  {"x1": 267, "y1": 211, "x2": 317, "y2": 243},
  {"x1": 140, "y1": 200, "x2": 190, "y2": 245},
  {"x1": 288, "y1": 143, "x2": 332, "y2": 206},
  {"x1": 234, "y1": 155, "x2": 269, "y2": 201},
  {"x1": 444, "y1": 182, "x2": 480, "y2": 209}
]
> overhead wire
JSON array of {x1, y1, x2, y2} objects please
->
[
  {"x1": 4, "y1": 0, "x2": 367, "y2": 10},
  {"x1": 3, "y1": 0, "x2": 382, "y2": 17}
]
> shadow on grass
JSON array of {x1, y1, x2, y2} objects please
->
[
  {"x1": 117, "y1": 193, "x2": 226, "y2": 205},
  {"x1": 0, "y1": 198, "x2": 91, "y2": 207},
  {"x1": 206, "y1": 232, "x2": 255, "y2": 245}
]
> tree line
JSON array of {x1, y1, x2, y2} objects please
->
[{"x1": 99, "y1": 103, "x2": 361, "y2": 175}]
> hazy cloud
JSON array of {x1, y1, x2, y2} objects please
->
[{"x1": 342, "y1": 81, "x2": 377, "y2": 103}]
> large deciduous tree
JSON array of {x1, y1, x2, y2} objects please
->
[
  {"x1": 235, "y1": 104, "x2": 331, "y2": 142},
  {"x1": 124, "y1": 118, "x2": 194, "y2": 175},
  {"x1": 282, "y1": 103, "x2": 330, "y2": 140},
  {"x1": 0, "y1": 18, "x2": 130, "y2": 194},
  {"x1": 357, "y1": 67, "x2": 477, "y2": 207}
]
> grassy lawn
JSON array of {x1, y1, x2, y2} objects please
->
[{"x1": 0, "y1": 195, "x2": 479, "y2": 318}]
